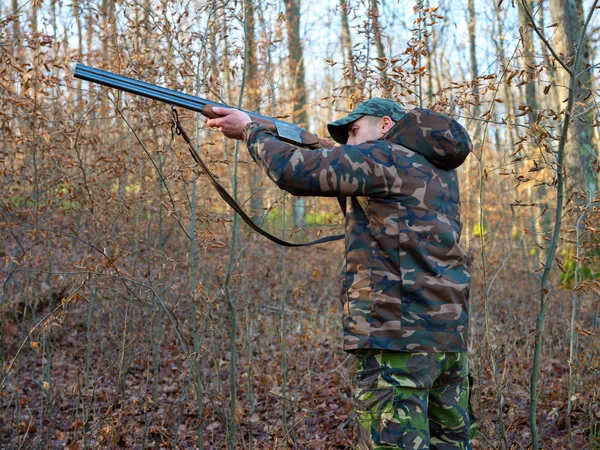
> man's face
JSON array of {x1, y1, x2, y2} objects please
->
[{"x1": 346, "y1": 115, "x2": 392, "y2": 145}]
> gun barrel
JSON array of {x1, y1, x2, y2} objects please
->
[{"x1": 73, "y1": 64, "x2": 221, "y2": 114}]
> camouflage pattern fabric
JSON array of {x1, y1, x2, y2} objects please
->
[
  {"x1": 243, "y1": 106, "x2": 472, "y2": 353},
  {"x1": 355, "y1": 351, "x2": 473, "y2": 449}
]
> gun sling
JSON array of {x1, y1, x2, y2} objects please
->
[{"x1": 170, "y1": 108, "x2": 344, "y2": 247}]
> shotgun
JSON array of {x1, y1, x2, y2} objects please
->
[{"x1": 73, "y1": 63, "x2": 323, "y2": 148}]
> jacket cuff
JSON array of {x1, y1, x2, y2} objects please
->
[{"x1": 242, "y1": 121, "x2": 265, "y2": 142}]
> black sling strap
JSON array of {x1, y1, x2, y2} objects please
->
[{"x1": 170, "y1": 108, "x2": 345, "y2": 247}]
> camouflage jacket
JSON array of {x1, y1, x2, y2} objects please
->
[{"x1": 244, "y1": 108, "x2": 472, "y2": 353}]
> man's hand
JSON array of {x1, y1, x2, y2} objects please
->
[{"x1": 206, "y1": 107, "x2": 252, "y2": 141}]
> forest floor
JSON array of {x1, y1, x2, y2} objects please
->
[{"x1": 1, "y1": 227, "x2": 599, "y2": 449}]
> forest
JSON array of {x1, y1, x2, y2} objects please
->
[{"x1": 1, "y1": 0, "x2": 599, "y2": 448}]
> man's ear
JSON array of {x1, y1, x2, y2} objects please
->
[{"x1": 381, "y1": 116, "x2": 395, "y2": 133}]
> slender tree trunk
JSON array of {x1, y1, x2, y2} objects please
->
[
  {"x1": 518, "y1": 0, "x2": 546, "y2": 265},
  {"x1": 11, "y1": 0, "x2": 20, "y2": 42},
  {"x1": 370, "y1": 0, "x2": 389, "y2": 94},
  {"x1": 86, "y1": 0, "x2": 93, "y2": 63},
  {"x1": 30, "y1": 0, "x2": 41, "y2": 214},
  {"x1": 549, "y1": 0, "x2": 597, "y2": 192},
  {"x1": 282, "y1": 0, "x2": 308, "y2": 128},
  {"x1": 538, "y1": 3, "x2": 560, "y2": 109},
  {"x1": 72, "y1": 0, "x2": 83, "y2": 105},
  {"x1": 243, "y1": 0, "x2": 264, "y2": 223},
  {"x1": 519, "y1": 0, "x2": 539, "y2": 126},
  {"x1": 339, "y1": 0, "x2": 359, "y2": 101},
  {"x1": 424, "y1": 0, "x2": 433, "y2": 105},
  {"x1": 494, "y1": 2, "x2": 517, "y2": 150},
  {"x1": 467, "y1": 0, "x2": 480, "y2": 120},
  {"x1": 208, "y1": 15, "x2": 219, "y2": 87},
  {"x1": 31, "y1": 0, "x2": 38, "y2": 32},
  {"x1": 283, "y1": 0, "x2": 307, "y2": 229}
]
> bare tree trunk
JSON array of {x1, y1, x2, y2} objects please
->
[
  {"x1": 467, "y1": 0, "x2": 480, "y2": 120},
  {"x1": 11, "y1": 0, "x2": 20, "y2": 49},
  {"x1": 550, "y1": 0, "x2": 597, "y2": 192},
  {"x1": 339, "y1": 0, "x2": 359, "y2": 101},
  {"x1": 283, "y1": 0, "x2": 307, "y2": 229},
  {"x1": 244, "y1": 2, "x2": 259, "y2": 112},
  {"x1": 424, "y1": 0, "x2": 433, "y2": 105},
  {"x1": 370, "y1": 0, "x2": 389, "y2": 94},
  {"x1": 518, "y1": 0, "x2": 548, "y2": 266},
  {"x1": 494, "y1": 2, "x2": 517, "y2": 150},
  {"x1": 72, "y1": 0, "x2": 83, "y2": 74},
  {"x1": 30, "y1": 0, "x2": 38, "y2": 33},
  {"x1": 86, "y1": 0, "x2": 93, "y2": 63},
  {"x1": 282, "y1": 0, "x2": 308, "y2": 128},
  {"x1": 208, "y1": 15, "x2": 219, "y2": 85},
  {"x1": 243, "y1": 0, "x2": 264, "y2": 223},
  {"x1": 537, "y1": 3, "x2": 560, "y2": 109},
  {"x1": 519, "y1": 0, "x2": 539, "y2": 126},
  {"x1": 29, "y1": 0, "x2": 41, "y2": 213}
]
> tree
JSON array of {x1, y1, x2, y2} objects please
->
[
  {"x1": 549, "y1": 0, "x2": 597, "y2": 192},
  {"x1": 242, "y1": 0, "x2": 264, "y2": 223},
  {"x1": 283, "y1": 0, "x2": 308, "y2": 228},
  {"x1": 467, "y1": 0, "x2": 480, "y2": 120},
  {"x1": 519, "y1": 0, "x2": 539, "y2": 127},
  {"x1": 339, "y1": 0, "x2": 360, "y2": 101},
  {"x1": 370, "y1": 0, "x2": 389, "y2": 94}
]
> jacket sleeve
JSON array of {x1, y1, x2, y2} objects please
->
[{"x1": 244, "y1": 123, "x2": 404, "y2": 197}]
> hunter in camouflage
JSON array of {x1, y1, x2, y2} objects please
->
[
  {"x1": 206, "y1": 98, "x2": 473, "y2": 449},
  {"x1": 243, "y1": 100, "x2": 471, "y2": 354}
]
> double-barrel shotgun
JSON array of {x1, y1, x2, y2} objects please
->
[{"x1": 73, "y1": 64, "x2": 324, "y2": 149}]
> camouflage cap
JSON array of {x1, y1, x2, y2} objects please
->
[{"x1": 327, "y1": 98, "x2": 406, "y2": 144}]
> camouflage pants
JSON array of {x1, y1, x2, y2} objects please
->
[{"x1": 354, "y1": 351, "x2": 473, "y2": 450}]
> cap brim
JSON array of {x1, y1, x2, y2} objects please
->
[{"x1": 327, "y1": 112, "x2": 364, "y2": 144}]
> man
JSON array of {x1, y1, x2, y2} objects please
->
[{"x1": 207, "y1": 99, "x2": 473, "y2": 449}]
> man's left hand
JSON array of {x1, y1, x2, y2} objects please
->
[{"x1": 206, "y1": 107, "x2": 252, "y2": 141}]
